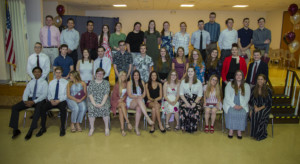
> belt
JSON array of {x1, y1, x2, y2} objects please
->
[{"x1": 43, "y1": 46, "x2": 58, "y2": 48}]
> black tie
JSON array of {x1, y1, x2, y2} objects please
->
[
  {"x1": 37, "y1": 55, "x2": 40, "y2": 67},
  {"x1": 200, "y1": 31, "x2": 203, "y2": 51}
]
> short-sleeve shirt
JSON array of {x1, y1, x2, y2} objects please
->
[
  {"x1": 53, "y1": 55, "x2": 73, "y2": 77},
  {"x1": 133, "y1": 55, "x2": 154, "y2": 82},
  {"x1": 113, "y1": 51, "x2": 133, "y2": 74},
  {"x1": 125, "y1": 31, "x2": 144, "y2": 53},
  {"x1": 238, "y1": 28, "x2": 253, "y2": 48}
]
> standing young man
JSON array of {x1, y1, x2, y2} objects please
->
[
  {"x1": 191, "y1": 20, "x2": 211, "y2": 61},
  {"x1": 253, "y1": 17, "x2": 271, "y2": 62},
  {"x1": 80, "y1": 20, "x2": 98, "y2": 60},
  {"x1": 238, "y1": 18, "x2": 253, "y2": 65}
]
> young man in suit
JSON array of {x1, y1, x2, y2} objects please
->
[{"x1": 246, "y1": 49, "x2": 269, "y2": 87}]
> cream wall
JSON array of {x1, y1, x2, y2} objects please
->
[{"x1": 266, "y1": 9, "x2": 286, "y2": 49}]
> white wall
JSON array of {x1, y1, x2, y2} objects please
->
[{"x1": 25, "y1": 0, "x2": 42, "y2": 55}]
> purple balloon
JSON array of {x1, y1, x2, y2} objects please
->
[
  {"x1": 286, "y1": 32, "x2": 296, "y2": 43},
  {"x1": 288, "y1": 4, "x2": 298, "y2": 16}
]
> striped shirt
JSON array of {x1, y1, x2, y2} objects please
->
[{"x1": 204, "y1": 22, "x2": 220, "y2": 42}]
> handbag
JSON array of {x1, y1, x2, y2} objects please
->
[{"x1": 74, "y1": 89, "x2": 85, "y2": 99}]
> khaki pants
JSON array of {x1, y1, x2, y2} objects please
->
[
  {"x1": 43, "y1": 48, "x2": 59, "y2": 71},
  {"x1": 239, "y1": 48, "x2": 251, "y2": 65}
]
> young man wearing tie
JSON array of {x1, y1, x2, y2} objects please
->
[
  {"x1": 93, "y1": 46, "x2": 111, "y2": 81},
  {"x1": 36, "y1": 66, "x2": 69, "y2": 137},
  {"x1": 246, "y1": 49, "x2": 269, "y2": 88},
  {"x1": 9, "y1": 67, "x2": 48, "y2": 140}
]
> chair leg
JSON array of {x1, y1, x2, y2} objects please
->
[
  {"x1": 65, "y1": 111, "x2": 68, "y2": 129},
  {"x1": 144, "y1": 116, "x2": 147, "y2": 130},
  {"x1": 201, "y1": 114, "x2": 204, "y2": 131},
  {"x1": 85, "y1": 114, "x2": 87, "y2": 130},
  {"x1": 272, "y1": 118, "x2": 274, "y2": 138},
  {"x1": 222, "y1": 113, "x2": 224, "y2": 133},
  {"x1": 23, "y1": 111, "x2": 27, "y2": 128},
  {"x1": 109, "y1": 116, "x2": 111, "y2": 130}
]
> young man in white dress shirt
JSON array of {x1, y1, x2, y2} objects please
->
[
  {"x1": 9, "y1": 67, "x2": 48, "y2": 140},
  {"x1": 94, "y1": 46, "x2": 111, "y2": 81},
  {"x1": 191, "y1": 20, "x2": 211, "y2": 62},
  {"x1": 36, "y1": 66, "x2": 69, "y2": 137},
  {"x1": 218, "y1": 18, "x2": 238, "y2": 65},
  {"x1": 27, "y1": 42, "x2": 50, "y2": 80}
]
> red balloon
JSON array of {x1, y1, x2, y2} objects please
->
[
  {"x1": 288, "y1": 4, "x2": 298, "y2": 16},
  {"x1": 286, "y1": 32, "x2": 296, "y2": 43},
  {"x1": 56, "y1": 5, "x2": 65, "y2": 16}
]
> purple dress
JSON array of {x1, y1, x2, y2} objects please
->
[{"x1": 172, "y1": 58, "x2": 188, "y2": 79}]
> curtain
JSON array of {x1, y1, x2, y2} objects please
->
[{"x1": 8, "y1": 0, "x2": 29, "y2": 81}]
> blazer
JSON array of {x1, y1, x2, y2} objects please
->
[
  {"x1": 223, "y1": 82, "x2": 251, "y2": 114},
  {"x1": 221, "y1": 56, "x2": 247, "y2": 82},
  {"x1": 246, "y1": 60, "x2": 269, "y2": 84}
]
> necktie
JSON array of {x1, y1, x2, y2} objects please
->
[
  {"x1": 200, "y1": 31, "x2": 203, "y2": 51},
  {"x1": 251, "y1": 62, "x2": 257, "y2": 84},
  {"x1": 54, "y1": 80, "x2": 59, "y2": 100},
  {"x1": 37, "y1": 55, "x2": 40, "y2": 68},
  {"x1": 47, "y1": 26, "x2": 51, "y2": 46},
  {"x1": 32, "y1": 79, "x2": 38, "y2": 100},
  {"x1": 99, "y1": 59, "x2": 103, "y2": 68}
]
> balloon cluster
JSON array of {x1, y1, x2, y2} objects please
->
[
  {"x1": 53, "y1": 5, "x2": 65, "y2": 29},
  {"x1": 285, "y1": 4, "x2": 299, "y2": 53}
]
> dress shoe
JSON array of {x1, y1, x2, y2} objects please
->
[
  {"x1": 158, "y1": 125, "x2": 166, "y2": 133},
  {"x1": 60, "y1": 129, "x2": 66, "y2": 137},
  {"x1": 12, "y1": 129, "x2": 21, "y2": 139},
  {"x1": 237, "y1": 135, "x2": 243, "y2": 139},
  {"x1": 149, "y1": 127, "x2": 155, "y2": 133},
  {"x1": 36, "y1": 128, "x2": 46, "y2": 137},
  {"x1": 25, "y1": 130, "x2": 33, "y2": 140},
  {"x1": 228, "y1": 134, "x2": 233, "y2": 139}
]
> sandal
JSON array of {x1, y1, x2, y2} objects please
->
[
  {"x1": 105, "y1": 128, "x2": 110, "y2": 136},
  {"x1": 127, "y1": 122, "x2": 133, "y2": 131},
  {"x1": 88, "y1": 128, "x2": 94, "y2": 136},
  {"x1": 76, "y1": 125, "x2": 82, "y2": 132},
  {"x1": 134, "y1": 128, "x2": 141, "y2": 136},
  {"x1": 175, "y1": 125, "x2": 180, "y2": 131},
  {"x1": 71, "y1": 124, "x2": 76, "y2": 133},
  {"x1": 165, "y1": 124, "x2": 171, "y2": 131},
  {"x1": 146, "y1": 116, "x2": 154, "y2": 125},
  {"x1": 121, "y1": 129, "x2": 126, "y2": 136},
  {"x1": 204, "y1": 125, "x2": 209, "y2": 133},
  {"x1": 210, "y1": 125, "x2": 214, "y2": 134}
]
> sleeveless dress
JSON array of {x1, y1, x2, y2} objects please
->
[
  {"x1": 126, "y1": 86, "x2": 143, "y2": 108},
  {"x1": 100, "y1": 35, "x2": 112, "y2": 62},
  {"x1": 146, "y1": 84, "x2": 161, "y2": 106},
  {"x1": 161, "y1": 32, "x2": 174, "y2": 58},
  {"x1": 79, "y1": 60, "x2": 93, "y2": 84},
  {"x1": 163, "y1": 86, "x2": 179, "y2": 114}
]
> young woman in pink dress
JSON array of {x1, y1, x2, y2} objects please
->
[{"x1": 99, "y1": 25, "x2": 112, "y2": 61}]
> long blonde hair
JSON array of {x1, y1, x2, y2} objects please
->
[
  {"x1": 205, "y1": 75, "x2": 222, "y2": 101},
  {"x1": 189, "y1": 49, "x2": 204, "y2": 68},
  {"x1": 68, "y1": 71, "x2": 82, "y2": 86},
  {"x1": 118, "y1": 71, "x2": 127, "y2": 96}
]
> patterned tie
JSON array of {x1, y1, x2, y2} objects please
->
[
  {"x1": 200, "y1": 31, "x2": 203, "y2": 51},
  {"x1": 32, "y1": 79, "x2": 38, "y2": 100},
  {"x1": 47, "y1": 26, "x2": 51, "y2": 46},
  {"x1": 54, "y1": 80, "x2": 59, "y2": 100},
  {"x1": 99, "y1": 59, "x2": 103, "y2": 68},
  {"x1": 37, "y1": 55, "x2": 40, "y2": 67},
  {"x1": 251, "y1": 62, "x2": 257, "y2": 84}
]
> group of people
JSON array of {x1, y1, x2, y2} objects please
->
[{"x1": 9, "y1": 12, "x2": 273, "y2": 141}]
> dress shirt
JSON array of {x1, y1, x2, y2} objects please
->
[
  {"x1": 253, "y1": 28, "x2": 271, "y2": 53},
  {"x1": 80, "y1": 31, "x2": 98, "y2": 51},
  {"x1": 191, "y1": 30, "x2": 211, "y2": 49},
  {"x1": 179, "y1": 79, "x2": 203, "y2": 98},
  {"x1": 204, "y1": 22, "x2": 220, "y2": 42},
  {"x1": 53, "y1": 55, "x2": 74, "y2": 77},
  {"x1": 173, "y1": 32, "x2": 190, "y2": 55},
  {"x1": 48, "y1": 78, "x2": 68, "y2": 101},
  {"x1": 218, "y1": 28, "x2": 238, "y2": 50},
  {"x1": 250, "y1": 60, "x2": 261, "y2": 82},
  {"x1": 27, "y1": 52, "x2": 50, "y2": 79},
  {"x1": 39, "y1": 25, "x2": 60, "y2": 47},
  {"x1": 238, "y1": 28, "x2": 253, "y2": 48},
  {"x1": 94, "y1": 56, "x2": 111, "y2": 78},
  {"x1": 60, "y1": 28, "x2": 80, "y2": 51},
  {"x1": 23, "y1": 78, "x2": 48, "y2": 103}
]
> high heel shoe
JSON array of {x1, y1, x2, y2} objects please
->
[
  {"x1": 210, "y1": 125, "x2": 214, "y2": 134},
  {"x1": 88, "y1": 128, "x2": 94, "y2": 136},
  {"x1": 146, "y1": 116, "x2": 154, "y2": 125},
  {"x1": 204, "y1": 125, "x2": 209, "y2": 133},
  {"x1": 237, "y1": 134, "x2": 242, "y2": 139},
  {"x1": 158, "y1": 125, "x2": 166, "y2": 133},
  {"x1": 134, "y1": 128, "x2": 141, "y2": 136},
  {"x1": 127, "y1": 122, "x2": 133, "y2": 131},
  {"x1": 105, "y1": 128, "x2": 110, "y2": 136},
  {"x1": 121, "y1": 129, "x2": 126, "y2": 136},
  {"x1": 228, "y1": 134, "x2": 233, "y2": 139},
  {"x1": 149, "y1": 127, "x2": 155, "y2": 133}
]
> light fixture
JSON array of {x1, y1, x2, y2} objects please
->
[
  {"x1": 113, "y1": 4, "x2": 127, "y2": 7},
  {"x1": 180, "y1": 4, "x2": 194, "y2": 7},
  {"x1": 233, "y1": 5, "x2": 248, "y2": 8}
]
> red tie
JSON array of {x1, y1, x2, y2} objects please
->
[{"x1": 251, "y1": 62, "x2": 257, "y2": 84}]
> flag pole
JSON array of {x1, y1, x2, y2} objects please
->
[{"x1": 9, "y1": 65, "x2": 13, "y2": 86}]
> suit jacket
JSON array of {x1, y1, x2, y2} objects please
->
[{"x1": 246, "y1": 60, "x2": 269, "y2": 84}]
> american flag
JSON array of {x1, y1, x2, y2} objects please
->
[{"x1": 5, "y1": 1, "x2": 16, "y2": 70}]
